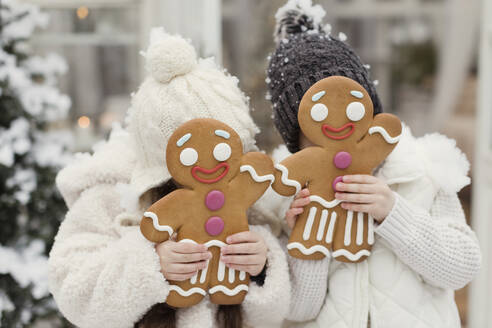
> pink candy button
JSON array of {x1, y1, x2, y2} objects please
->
[
  {"x1": 205, "y1": 190, "x2": 225, "y2": 211},
  {"x1": 334, "y1": 151, "x2": 352, "y2": 169},
  {"x1": 332, "y1": 176, "x2": 344, "y2": 191},
  {"x1": 205, "y1": 216, "x2": 225, "y2": 236}
]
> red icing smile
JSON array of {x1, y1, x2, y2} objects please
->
[
  {"x1": 191, "y1": 163, "x2": 230, "y2": 184},
  {"x1": 322, "y1": 123, "x2": 355, "y2": 140}
]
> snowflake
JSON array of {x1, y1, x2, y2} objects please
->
[{"x1": 338, "y1": 32, "x2": 347, "y2": 42}]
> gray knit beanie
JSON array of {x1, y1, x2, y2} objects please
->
[{"x1": 267, "y1": 0, "x2": 382, "y2": 153}]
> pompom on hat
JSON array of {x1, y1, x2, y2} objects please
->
[
  {"x1": 145, "y1": 29, "x2": 197, "y2": 83},
  {"x1": 129, "y1": 27, "x2": 259, "y2": 196},
  {"x1": 267, "y1": 0, "x2": 382, "y2": 153}
]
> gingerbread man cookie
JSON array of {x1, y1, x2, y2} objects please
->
[
  {"x1": 140, "y1": 118, "x2": 274, "y2": 308},
  {"x1": 271, "y1": 76, "x2": 402, "y2": 263}
]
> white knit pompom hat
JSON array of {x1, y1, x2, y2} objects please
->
[{"x1": 128, "y1": 27, "x2": 259, "y2": 196}]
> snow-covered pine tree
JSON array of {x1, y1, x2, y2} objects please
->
[{"x1": 0, "y1": 0, "x2": 72, "y2": 326}]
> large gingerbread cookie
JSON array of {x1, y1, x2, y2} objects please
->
[
  {"x1": 271, "y1": 76, "x2": 402, "y2": 263},
  {"x1": 140, "y1": 118, "x2": 274, "y2": 307}
]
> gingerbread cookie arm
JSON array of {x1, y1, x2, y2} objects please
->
[
  {"x1": 140, "y1": 189, "x2": 190, "y2": 243},
  {"x1": 271, "y1": 148, "x2": 317, "y2": 196},
  {"x1": 229, "y1": 152, "x2": 275, "y2": 208},
  {"x1": 356, "y1": 113, "x2": 402, "y2": 168}
]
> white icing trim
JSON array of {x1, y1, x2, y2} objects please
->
[
  {"x1": 190, "y1": 273, "x2": 198, "y2": 284},
  {"x1": 171, "y1": 284, "x2": 249, "y2": 297},
  {"x1": 218, "y1": 260, "x2": 225, "y2": 282},
  {"x1": 316, "y1": 209, "x2": 328, "y2": 241},
  {"x1": 368, "y1": 125, "x2": 402, "y2": 144},
  {"x1": 179, "y1": 239, "x2": 198, "y2": 244},
  {"x1": 169, "y1": 285, "x2": 206, "y2": 297},
  {"x1": 326, "y1": 211, "x2": 337, "y2": 243},
  {"x1": 332, "y1": 249, "x2": 371, "y2": 261},
  {"x1": 303, "y1": 207, "x2": 317, "y2": 240},
  {"x1": 143, "y1": 212, "x2": 174, "y2": 234},
  {"x1": 240, "y1": 165, "x2": 275, "y2": 183},
  {"x1": 356, "y1": 212, "x2": 364, "y2": 246},
  {"x1": 204, "y1": 240, "x2": 227, "y2": 248},
  {"x1": 287, "y1": 242, "x2": 331, "y2": 257},
  {"x1": 274, "y1": 164, "x2": 301, "y2": 194},
  {"x1": 199, "y1": 260, "x2": 209, "y2": 284},
  {"x1": 309, "y1": 195, "x2": 342, "y2": 208},
  {"x1": 179, "y1": 239, "x2": 227, "y2": 248},
  {"x1": 228, "y1": 268, "x2": 235, "y2": 283},
  {"x1": 239, "y1": 271, "x2": 246, "y2": 280},
  {"x1": 209, "y1": 284, "x2": 249, "y2": 296},
  {"x1": 344, "y1": 211, "x2": 354, "y2": 246},
  {"x1": 368, "y1": 215, "x2": 375, "y2": 245}
]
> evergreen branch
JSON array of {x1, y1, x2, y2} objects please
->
[{"x1": 0, "y1": 10, "x2": 29, "y2": 32}]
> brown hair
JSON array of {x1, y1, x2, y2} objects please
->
[
  {"x1": 216, "y1": 305, "x2": 242, "y2": 328},
  {"x1": 134, "y1": 179, "x2": 243, "y2": 328},
  {"x1": 134, "y1": 303, "x2": 176, "y2": 328}
]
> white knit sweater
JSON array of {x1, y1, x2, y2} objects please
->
[
  {"x1": 259, "y1": 126, "x2": 481, "y2": 328},
  {"x1": 286, "y1": 191, "x2": 480, "y2": 322}
]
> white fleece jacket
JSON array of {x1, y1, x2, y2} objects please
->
[
  {"x1": 256, "y1": 126, "x2": 481, "y2": 328},
  {"x1": 49, "y1": 126, "x2": 291, "y2": 328}
]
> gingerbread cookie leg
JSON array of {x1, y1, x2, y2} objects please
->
[
  {"x1": 331, "y1": 208, "x2": 374, "y2": 263},
  {"x1": 287, "y1": 203, "x2": 332, "y2": 260},
  {"x1": 208, "y1": 247, "x2": 250, "y2": 305},
  {"x1": 166, "y1": 278, "x2": 207, "y2": 308},
  {"x1": 165, "y1": 241, "x2": 210, "y2": 308}
]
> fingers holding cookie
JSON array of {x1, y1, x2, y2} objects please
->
[
  {"x1": 285, "y1": 188, "x2": 310, "y2": 229},
  {"x1": 221, "y1": 231, "x2": 267, "y2": 276},
  {"x1": 156, "y1": 239, "x2": 212, "y2": 281},
  {"x1": 335, "y1": 174, "x2": 395, "y2": 222}
]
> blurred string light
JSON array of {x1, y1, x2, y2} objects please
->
[
  {"x1": 76, "y1": 6, "x2": 89, "y2": 20},
  {"x1": 77, "y1": 116, "x2": 91, "y2": 128}
]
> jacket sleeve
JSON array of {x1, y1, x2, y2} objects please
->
[
  {"x1": 283, "y1": 237, "x2": 330, "y2": 322},
  {"x1": 241, "y1": 225, "x2": 291, "y2": 327},
  {"x1": 48, "y1": 184, "x2": 170, "y2": 328},
  {"x1": 375, "y1": 191, "x2": 481, "y2": 290}
]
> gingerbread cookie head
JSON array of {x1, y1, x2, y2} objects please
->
[
  {"x1": 166, "y1": 118, "x2": 243, "y2": 188},
  {"x1": 298, "y1": 76, "x2": 374, "y2": 148}
]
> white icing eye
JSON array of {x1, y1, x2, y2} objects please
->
[
  {"x1": 179, "y1": 148, "x2": 198, "y2": 166},
  {"x1": 346, "y1": 102, "x2": 365, "y2": 121},
  {"x1": 310, "y1": 103, "x2": 328, "y2": 122},
  {"x1": 213, "y1": 143, "x2": 231, "y2": 162}
]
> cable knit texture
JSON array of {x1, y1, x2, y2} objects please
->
[
  {"x1": 262, "y1": 126, "x2": 481, "y2": 328},
  {"x1": 286, "y1": 254, "x2": 329, "y2": 322},
  {"x1": 129, "y1": 28, "x2": 259, "y2": 195},
  {"x1": 243, "y1": 226, "x2": 291, "y2": 327},
  {"x1": 376, "y1": 192, "x2": 481, "y2": 290}
]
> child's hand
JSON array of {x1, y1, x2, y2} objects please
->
[
  {"x1": 285, "y1": 188, "x2": 310, "y2": 229},
  {"x1": 220, "y1": 231, "x2": 267, "y2": 276},
  {"x1": 334, "y1": 174, "x2": 395, "y2": 222},
  {"x1": 155, "y1": 234, "x2": 212, "y2": 281}
]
